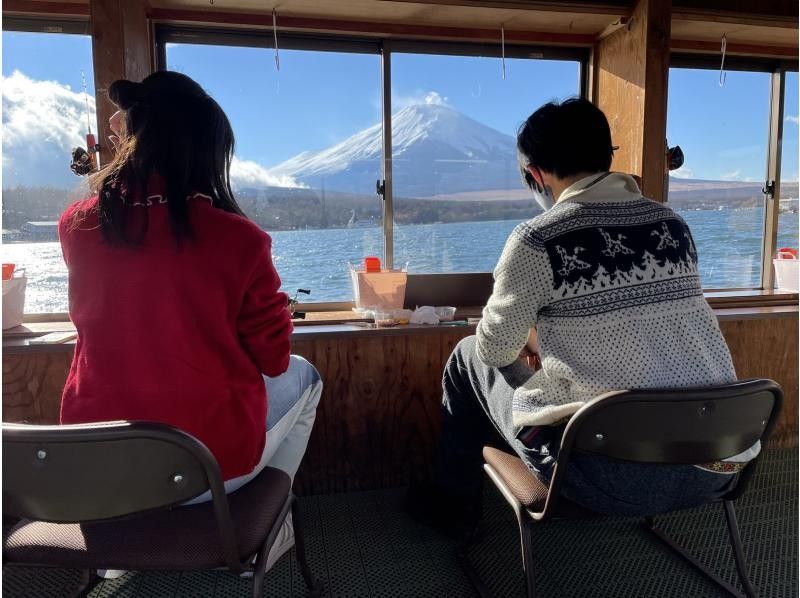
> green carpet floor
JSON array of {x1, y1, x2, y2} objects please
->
[{"x1": 3, "y1": 448, "x2": 796, "y2": 597}]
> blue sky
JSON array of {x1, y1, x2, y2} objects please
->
[
  {"x1": 2, "y1": 30, "x2": 798, "y2": 187},
  {"x1": 166, "y1": 44, "x2": 580, "y2": 166},
  {"x1": 668, "y1": 67, "x2": 799, "y2": 183}
]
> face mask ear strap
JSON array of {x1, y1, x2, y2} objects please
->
[{"x1": 527, "y1": 165, "x2": 545, "y2": 193}]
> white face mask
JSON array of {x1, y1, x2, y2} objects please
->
[{"x1": 532, "y1": 185, "x2": 556, "y2": 211}]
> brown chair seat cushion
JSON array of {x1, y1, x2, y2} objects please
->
[
  {"x1": 483, "y1": 446, "x2": 550, "y2": 510},
  {"x1": 3, "y1": 466, "x2": 291, "y2": 570},
  {"x1": 483, "y1": 446, "x2": 594, "y2": 518}
]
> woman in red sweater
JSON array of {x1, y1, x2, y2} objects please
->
[{"x1": 59, "y1": 71, "x2": 322, "y2": 571}]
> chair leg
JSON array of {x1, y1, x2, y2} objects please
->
[
  {"x1": 519, "y1": 518, "x2": 538, "y2": 598},
  {"x1": 72, "y1": 569, "x2": 102, "y2": 598},
  {"x1": 456, "y1": 532, "x2": 494, "y2": 598},
  {"x1": 643, "y1": 512, "x2": 748, "y2": 598},
  {"x1": 723, "y1": 500, "x2": 758, "y2": 598},
  {"x1": 250, "y1": 540, "x2": 271, "y2": 598},
  {"x1": 457, "y1": 515, "x2": 537, "y2": 598},
  {"x1": 291, "y1": 498, "x2": 323, "y2": 597}
]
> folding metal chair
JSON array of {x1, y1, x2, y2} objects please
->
[
  {"x1": 2, "y1": 421, "x2": 323, "y2": 598},
  {"x1": 460, "y1": 379, "x2": 783, "y2": 598}
]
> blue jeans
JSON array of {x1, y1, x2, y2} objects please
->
[{"x1": 438, "y1": 336, "x2": 735, "y2": 516}]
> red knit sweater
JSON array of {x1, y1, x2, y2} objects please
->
[{"x1": 58, "y1": 192, "x2": 292, "y2": 480}]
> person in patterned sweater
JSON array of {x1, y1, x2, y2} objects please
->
[{"x1": 408, "y1": 98, "x2": 753, "y2": 537}]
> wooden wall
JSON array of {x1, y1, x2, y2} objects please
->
[
  {"x1": 291, "y1": 330, "x2": 465, "y2": 494},
  {"x1": 719, "y1": 317, "x2": 799, "y2": 449},
  {"x1": 89, "y1": 0, "x2": 153, "y2": 167},
  {"x1": 3, "y1": 313, "x2": 797, "y2": 494},
  {"x1": 593, "y1": 0, "x2": 671, "y2": 202}
]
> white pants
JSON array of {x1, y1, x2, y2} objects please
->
[
  {"x1": 99, "y1": 356, "x2": 322, "y2": 579},
  {"x1": 186, "y1": 355, "x2": 323, "y2": 503}
]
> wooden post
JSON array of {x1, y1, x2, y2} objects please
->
[
  {"x1": 592, "y1": 0, "x2": 671, "y2": 202},
  {"x1": 89, "y1": 0, "x2": 153, "y2": 166}
]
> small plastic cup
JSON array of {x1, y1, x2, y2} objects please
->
[
  {"x1": 392, "y1": 309, "x2": 413, "y2": 325},
  {"x1": 2, "y1": 264, "x2": 16, "y2": 281},
  {"x1": 435, "y1": 306, "x2": 457, "y2": 321},
  {"x1": 373, "y1": 310, "x2": 397, "y2": 328}
]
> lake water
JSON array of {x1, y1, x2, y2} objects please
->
[{"x1": 3, "y1": 208, "x2": 798, "y2": 313}]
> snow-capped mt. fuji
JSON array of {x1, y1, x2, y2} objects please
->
[{"x1": 267, "y1": 102, "x2": 520, "y2": 198}]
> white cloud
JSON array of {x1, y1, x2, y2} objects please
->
[
  {"x1": 670, "y1": 166, "x2": 694, "y2": 179},
  {"x1": 2, "y1": 70, "x2": 96, "y2": 187},
  {"x1": 393, "y1": 90, "x2": 451, "y2": 109},
  {"x1": 3, "y1": 70, "x2": 94, "y2": 149},
  {"x1": 786, "y1": 115, "x2": 799, "y2": 125},
  {"x1": 721, "y1": 170, "x2": 741, "y2": 180},
  {"x1": 1, "y1": 71, "x2": 302, "y2": 190},
  {"x1": 230, "y1": 156, "x2": 304, "y2": 189},
  {"x1": 424, "y1": 91, "x2": 448, "y2": 106}
]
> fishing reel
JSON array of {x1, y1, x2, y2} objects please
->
[
  {"x1": 70, "y1": 134, "x2": 101, "y2": 177},
  {"x1": 288, "y1": 288, "x2": 311, "y2": 319}
]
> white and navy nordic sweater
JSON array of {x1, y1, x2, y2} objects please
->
[{"x1": 476, "y1": 172, "x2": 738, "y2": 428}]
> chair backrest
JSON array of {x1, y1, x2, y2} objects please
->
[
  {"x1": 538, "y1": 379, "x2": 783, "y2": 519},
  {"x1": 3, "y1": 421, "x2": 224, "y2": 523},
  {"x1": 563, "y1": 379, "x2": 782, "y2": 464}
]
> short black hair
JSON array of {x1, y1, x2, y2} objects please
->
[{"x1": 517, "y1": 97, "x2": 614, "y2": 187}]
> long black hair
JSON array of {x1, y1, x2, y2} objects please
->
[{"x1": 88, "y1": 71, "x2": 246, "y2": 245}]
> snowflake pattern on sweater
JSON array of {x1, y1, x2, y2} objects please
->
[{"x1": 476, "y1": 173, "x2": 737, "y2": 429}]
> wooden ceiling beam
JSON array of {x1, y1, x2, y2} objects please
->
[
  {"x1": 375, "y1": 0, "x2": 630, "y2": 16},
  {"x1": 148, "y1": 9, "x2": 598, "y2": 45},
  {"x1": 3, "y1": 0, "x2": 89, "y2": 17},
  {"x1": 671, "y1": 9, "x2": 798, "y2": 30},
  {"x1": 671, "y1": 38, "x2": 798, "y2": 59}
]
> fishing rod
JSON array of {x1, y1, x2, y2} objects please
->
[{"x1": 70, "y1": 70, "x2": 100, "y2": 176}]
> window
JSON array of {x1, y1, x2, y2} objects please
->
[
  {"x1": 166, "y1": 39, "x2": 383, "y2": 302},
  {"x1": 390, "y1": 52, "x2": 581, "y2": 273},
  {"x1": 162, "y1": 32, "x2": 585, "y2": 301},
  {"x1": 667, "y1": 66, "x2": 772, "y2": 289},
  {"x1": 779, "y1": 70, "x2": 798, "y2": 253},
  {"x1": 2, "y1": 24, "x2": 97, "y2": 313}
]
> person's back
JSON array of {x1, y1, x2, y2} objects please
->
[
  {"x1": 59, "y1": 73, "x2": 322, "y2": 524},
  {"x1": 477, "y1": 172, "x2": 737, "y2": 427},
  {"x1": 410, "y1": 98, "x2": 745, "y2": 536},
  {"x1": 60, "y1": 188, "x2": 289, "y2": 479}
]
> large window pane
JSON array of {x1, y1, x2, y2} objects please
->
[
  {"x1": 667, "y1": 67, "x2": 771, "y2": 289},
  {"x1": 167, "y1": 43, "x2": 382, "y2": 302},
  {"x1": 390, "y1": 53, "x2": 580, "y2": 272},
  {"x1": 2, "y1": 29, "x2": 97, "y2": 312},
  {"x1": 779, "y1": 71, "x2": 799, "y2": 254}
]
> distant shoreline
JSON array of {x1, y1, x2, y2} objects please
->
[{"x1": 3, "y1": 205, "x2": 796, "y2": 244}]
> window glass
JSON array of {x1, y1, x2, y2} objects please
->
[
  {"x1": 778, "y1": 71, "x2": 799, "y2": 255},
  {"x1": 2, "y1": 29, "x2": 97, "y2": 312},
  {"x1": 167, "y1": 43, "x2": 382, "y2": 302},
  {"x1": 390, "y1": 53, "x2": 581, "y2": 272},
  {"x1": 667, "y1": 67, "x2": 771, "y2": 288}
]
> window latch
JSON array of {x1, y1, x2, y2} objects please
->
[
  {"x1": 376, "y1": 179, "x2": 386, "y2": 200},
  {"x1": 762, "y1": 180, "x2": 775, "y2": 199}
]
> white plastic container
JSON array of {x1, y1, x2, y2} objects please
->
[
  {"x1": 3, "y1": 273, "x2": 27, "y2": 330},
  {"x1": 774, "y1": 257, "x2": 799, "y2": 292},
  {"x1": 349, "y1": 265, "x2": 407, "y2": 310}
]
